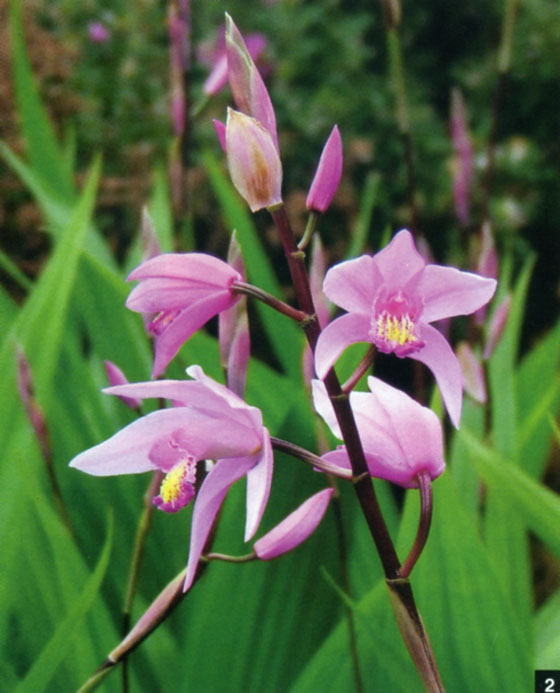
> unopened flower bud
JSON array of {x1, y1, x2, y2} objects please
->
[
  {"x1": 226, "y1": 108, "x2": 282, "y2": 212},
  {"x1": 483, "y1": 293, "x2": 511, "y2": 360},
  {"x1": 306, "y1": 125, "x2": 343, "y2": 214},
  {"x1": 254, "y1": 488, "x2": 333, "y2": 560}
]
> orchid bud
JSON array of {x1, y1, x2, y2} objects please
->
[
  {"x1": 473, "y1": 222, "x2": 498, "y2": 325},
  {"x1": 457, "y1": 342, "x2": 486, "y2": 404},
  {"x1": 226, "y1": 108, "x2": 282, "y2": 212},
  {"x1": 219, "y1": 232, "x2": 250, "y2": 397},
  {"x1": 483, "y1": 293, "x2": 511, "y2": 360},
  {"x1": 254, "y1": 488, "x2": 333, "y2": 560},
  {"x1": 141, "y1": 207, "x2": 162, "y2": 262},
  {"x1": 306, "y1": 125, "x2": 343, "y2": 213},
  {"x1": 225, "y1": 14, "x2": 278, "y2": 149},
  {"x1": 213, "y1": 119, "x2": 227, "y2": 153}
]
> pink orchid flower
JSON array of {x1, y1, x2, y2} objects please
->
[
  {"x1": 312, "y1": 377, "x2": 445, "y2": 488},
  {"x1": 126, "y1": 253, "x2": 242, "y2": 377},
  {"x1": 69, "y1": 366, "x2": 273, "y2": 592},
  {"x1": 314, "y1": 229, "x2": 497, "y2": 427}
]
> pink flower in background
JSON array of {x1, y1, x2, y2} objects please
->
[
  {"x1": 126, "y1": 253, "x2": 242, "y2": 377},
  {"x1": 314, "y1": 229, "x2": 497, "y2": 427},
  {"x1": 69, "y1": 366, "x2": 273, "y2": 592},
  {"x1": 306, "y1": 125, "x2": 343, "y2": 214},
  {"x1": 313, "y1": 377, "x2": 445, "y2": 488},
  {"x1": 88, "y1": 21, "x2": 110, "y2": 44},
  {"x1": 450, "y1": 88, "x2": 473, "y2": 226},
  {"x1": 254, "y1": 488, "x2": 333, "y2": 560},
  {"x1": 201, "y1": 26, "x2": 267, "y2": 97},
  {"x1": 225, "y1": 108, "x2": 283, "y2": 212}
]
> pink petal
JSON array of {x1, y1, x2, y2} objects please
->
[
  {"x1": 306, "y1": 125, "x2": 343, "y2": 213},
  {"x1": 322, "y1": 255, "x2": 381, "y2": 314},
  {"x1": 373, "y1": 229, "x2": 426, "y2": 289},
  {"x1": 418, "y1": 265, "x2": 497, "y2": 323},
  {"x1": 152, "y1": 291, "x2": 235, "y2": 377},
  {"x1": 244, "y1": 428, "x2": 273, "y2": 541},
  {"x1": 314, "y1": 313, "x2": 371, "y2": 379},
  {"x1": 105, "y1": 379, "x2": 263, "y2": 453},
  {"x1": 69, "y1": 409, "x2": 195, "y2": 476},
  {"x1": 311, "y1": 379, "x2": 342, "y2": 438},
  {"x1": 409, "y1": 324, "x2": 463, "y2": 428},
  {"x1": 253, "y1": 488, "x2": 333, "y2": 560},
  {"x1": 365, "y1": 377, "x2": 445, "y2": 485},
  {"x1": 184, "y1": 457, "x2": 256, "y2": 592},
  {"x1": 127, "y1": 252, "x2": 239, "y2": 284}
]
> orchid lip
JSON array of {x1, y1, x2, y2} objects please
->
[
  {"x1": 153, "y1": 456, "x2": 197, "y2": 513},
  {"x1": 369, "y1": 290, "x2": 424, "y2": 356}
]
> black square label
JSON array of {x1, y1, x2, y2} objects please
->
[{"x1": 536, "y1": 671, "x2": 560, "y2": 693}]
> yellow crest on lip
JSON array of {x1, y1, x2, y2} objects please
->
[{"x1": 160, "y1": 460, "x2": 190, "y2": 503}]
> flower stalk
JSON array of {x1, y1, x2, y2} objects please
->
[{"x1": 268, "y1": 202, "x2": 444, "y2": 690}]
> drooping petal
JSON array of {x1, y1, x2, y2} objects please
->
[
  {"x1": 225, "y1": 14, "x2": 278, "y2": 149},
  {"x1": 244, "y1": 428, "x2": 274, "y2": 541},
  {"x1": 306, "y1": 125, "x2": 343, "y2": 213},
  {"x1": 151, "y1": 292, "x2": 236, "y2": 377},
  {"x1": 69, "y1": 409, "x2": 196, "y2": 476},
  {"x1": 409, "y1": 324, "x2": 464, "y2": 428},
  {"x1": 418, "y1": 265, "x2": 497, "y2": 323},
  {"x1": 254, "y1": 488, "x2": 334, "y2": 560},
  {"x1": 314, "y1": 312, "x2": 371, "y2": 379},
  {"x1": 373, "y1": 230, "x2": 426, "y2": 289},
  {"x1": 184, "y1": 456, "x2": 256, "y2": 592},
  {"x1": 322, "y1": 255, "x2": 380, "y2": 314},
  {"x1": 226, "y1": 108, "x2": 283, "y2": 212}
]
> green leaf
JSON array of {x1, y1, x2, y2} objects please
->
[
  {"x1": 535, "y1": 589, "x2": 560, "y2": 669},
  {"x1": 517, "y1": 318, "x2": 560, "y2": 478},
  {"x1": 14, "y1": 516, "x2": 113, "y2": 693},
  {"x1": 9, "y1": 0, "x2": 74, "y2": 201},
  {"x1": 346, "y1": 171, "x2": 379, "y2": 259},
  {"x1": 458, "y1": 428, "x2": 560, "y2": 558},
  {"x1": 398, "y1": 473, "x2": 532, "y2": 691},
  {"x1": 0, "y1": 158, "x2": 101, "y2": 450}
]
